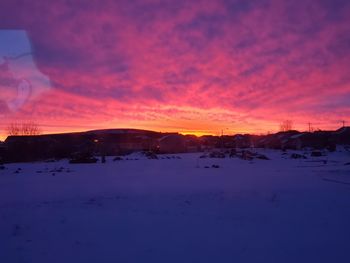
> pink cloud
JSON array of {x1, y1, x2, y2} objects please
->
[{"x1": 1, "y1": 0, "x2": 349, "y2": 139}]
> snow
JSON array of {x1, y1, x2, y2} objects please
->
[{"x1": 1, "y1": 149, "x2": 350, "y2": 263}]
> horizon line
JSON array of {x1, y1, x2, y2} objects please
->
[{"x1": 1, "y1": 126, "x2": 348, "y2": 142}]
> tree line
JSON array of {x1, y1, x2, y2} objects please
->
[{"x1": 6, "y1": 122, "x2": 41, "y2": 136}]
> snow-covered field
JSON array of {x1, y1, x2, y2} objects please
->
[{"x1": 1, "y1": 149, "x2": 350, "y2": 263}]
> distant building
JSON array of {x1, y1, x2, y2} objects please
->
[
  {"x1": 3, "y1": 129, "x2": 162, "y2": 162},
  {"x1": 283, "y1": 133, "x2": 305, "y2": 150},
  {"x1": 157, "y1": 134, "x2": 187, "y2": 153},
  {"x1": 184, "y1": 135, "x2": 202, "y2": 152},
  {"x1": 332, "y1": 127, "x2": 350, "y2": 145},
  {"x1": 0, "y1": 142, "x2": 6, "y2": 162},
  {"x1": 232, "y1": 134, "x2": 253, "y2": 148},
  {"x1": 199, "y1": 135, "x2": 219, "y2": 150}
]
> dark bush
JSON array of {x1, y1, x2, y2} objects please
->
[
  {"x1": 290, "y1": 153, "x2": 307, "y2": 159},
  {"x1": 69, "y1": 152, "x2": 98, "y2": 164},
  {"x1": 326, "y1": 144, "x2": 336, "y2": 152},
  {"x1": 143, "y1": 151, "x2": 158, "y2": 159},
  {"x1": 239, "y1": 150, "x2": 254, "y2": 160},
  {"x1": 209, "y1": 151, "x2": 225, "y2": 158},
  {"x1": 256, "y1": 154, "x2": 270, "y2": 160},
  {"x1": 311, "y1": 151, "x2": 323, "y2": 157},
  {"x1": 69, "y1": 157, "x2": 98, "y2": 164},
  {"x1": 229, "y1": 149, "x2": 237, "y2": 158}
]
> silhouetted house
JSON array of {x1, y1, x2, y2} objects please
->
[
  {"x1": 256, "y1": 131, "x2": 300, "y2": 149},
  {"x1": 199, "y1": 135, "x2": 219, "y2": 150},
  {"x1": 3, "y1": 129, "x2": 163, "y2": 163},
  {"x1": 117, "y1": 135, "x2": 154, "y2": 152},
  {"x1": 184, "y1": 135, "x2": 202, "y2": 152},
  {"x1": 88, "y1": 130, "x2": 159, "y2": 154},
  {"x1": 5, "y1": 135, "x2": 49, "y2": 162},
  {"x1": 268, "y1": 130, "x2": 336, "y2": 150},
  {"x1": 158, "y1": 134, "x2": 187, "y2": 153},
  {"x1": 298, "y1": 131, "x2": 334, "y2": 150},
  {"x1": 220, "y1": 135, "x2": 237, "y2": 148},
  {"x1": 255, "y1": 133, "x2": 272, "y2": 149},
  {"x1": 233, "y1": 134, "x2": 253, "y2": 148},
  {"x1": 283, "y1": 133, "x2": 305, "y2": 150},
  {"x1": 332, "y1": 127, "x2": 350, "y2": 145},
  {"x1": 4, "y1": 133, "x2": 90, "y2": 162},
  {"x1": 0, "y1": 142, "x2": 6, "y2": 162}
]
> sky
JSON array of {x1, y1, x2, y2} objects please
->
[{"x1": 0, "y1": 0, "x2": 350, "y2": 140}]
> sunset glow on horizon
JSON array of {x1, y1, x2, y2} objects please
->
[{"x1": 1, "y1": 0, "x2": 350, "y2": 140}]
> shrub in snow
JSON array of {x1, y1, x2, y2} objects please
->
[
  {"x1": 290, "y1": 153, "x2": 307, "y2": 159},
  {"x1": 326, "y1": 144, "x2": 336, "y2": 152},
  {"x1": 209, "y1": 151, "x2": 225, "y2": 158},
  {"x1": 69, "y1": 157, "x2": 98, "y2": 164},
  {"x1": 143, "y1": 151, "x2": 158, "y2": 159},
  {"x1": 229, "y1": 149, "x2": 237, "y2": 158},
  {"x1": 239, "y1": 150, "x2": 254, "y2": 160},
  {"x1": 148, "y1": 154, "x2": 158, "y2": 160},
  {"x1": 12, "y1": 224, "x2": 21, "y2": 237},
  {"x1": 113, "y1": 156, "x2": 123, "y2": 161},
  {"x1": 311, "y1": 151, "x2": 323, "y2": 157},
  {"x1": 69, "y1": 152, "x2": 98, "y2": 164},
  {"x1": 14, "y1": 168, "x2": 21, "y2": 174},
  {"x1": 255, "y1": 154, "x2": 270, "y2": 160}
]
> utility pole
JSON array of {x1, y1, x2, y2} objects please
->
[
  {"x1": 221, "y1": 129, "x2": 224, "y2": 149},
  {"x1": 308, "y1": 122, "x2": 311, "y2": 132},
  {"x1": 342, "y1": 120, "x2": 346, "y2": 127},
  {"x1": 220, "y1": 128, "x2": 228, "y2": 149}
]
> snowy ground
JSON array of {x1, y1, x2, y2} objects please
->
[{"x1": 1, "y1": 149, "x2": 350, "y2": 263}]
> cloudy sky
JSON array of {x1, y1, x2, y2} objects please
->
[{"x1": 0, "y1": 0, "x2": 350, "y2": 139}]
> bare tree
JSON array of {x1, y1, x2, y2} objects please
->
[
  {"x1": 6, "y1": 122, "x2": 41, "y2": 136},
  {"x1": 279, "y1": 120, "x2": 293, "y2": 132}
]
